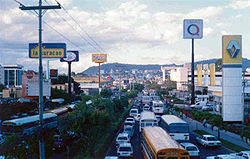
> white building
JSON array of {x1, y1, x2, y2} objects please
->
[
  {"x1": 3, "y1": 64, "x2": 24, "y2": 88},
  {"x1": 170, "y1": 67, "x2": 188, "y2": 91}
]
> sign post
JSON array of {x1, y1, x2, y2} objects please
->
[
  {"x1": 183, "y1": 19, "x2": 203, "y2": 104},
  {"x1": 92, "y1": 54, "x2": 107, "y2": 91},
  {"x1": 60, "y1": 51, "x2": 79, "y2": 99}
]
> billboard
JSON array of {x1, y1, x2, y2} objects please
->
[
  {"x1": 209, "y1": 63, "x2": 215, "y2": 86},
  {"x1": 60, "y1": 51, "x2": 79, "y2": 62},
  {"x1": 29, "y1": 43, "x2": 66, "y2": 58},
  {"x1": 92, "y1": 54, "x2": 107, "y2": 63},
  {"x1": 197, "y1": 64, "x2": 202, "y2": 86},
  {"x1": 183, "y1": 19, "x2": 203, "y2": 39},
  {"x1": 222, "y1": 35, "x2": 242, "y2": 64},
  {"x1": 50, "y1": 69, "x2": 58, "y2": 79}
]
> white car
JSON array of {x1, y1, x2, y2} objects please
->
[
  {"x1": 230, "y1": 151, "x2": 250, "y2": 159},
  {"x1": 134, "y1": 114, "x2": 140, "y2": 122},
  {"x1": 117, "y1": 143, "x2": 133, "y2": 157},
  {"x1": 180, "y1": 142, "x2": 199, "y2": 158},
  {"x1": 116, "y1": 133, "x2": 130, "y2": 146},
  {"x1": 202, "y1": 104, "x2": 214, "y2": 111},
  {"x1": 196, "y1": 135, "x2": 221, "y2": 147},
  {"x1": 206, "y1": 154, "x2": 236, "y2": 159},
  {"x1": 155, "y1": 115, "x2": 161, "y2": 123},
  {"x1": 125, "y1": 117, "x2": 135, "y2": 124},
  {"x1": 129, "y1": 108, "x2": 138, "y2": 117},
  {"x1": 143, "y1": 105, "x2": 150, "y2": 111}
]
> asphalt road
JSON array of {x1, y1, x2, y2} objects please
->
[{"x1": 105, "y1": 105, "x2": 233, "y2": 159}]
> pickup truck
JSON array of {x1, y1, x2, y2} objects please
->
[{"x1": 196, "y1": 135, "x2": 221, "y2": 147}]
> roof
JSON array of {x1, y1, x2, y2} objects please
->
[
  {"x1": 203, "y1": 135, "x2": 215, "y2": 137},
  {"x1": 45, "y1": 107, "x2": 68, "y2": 115},
  {"x1": 161, "y1": 115, "x2": 187, "y2": 125},
  {"x1": 117, "y1": 133, "x2": 129, "y2": 137},
  {"x1": 180, "y1": 142, "x2": 197, "y2": 147},
  {"x1": 119, "y1": 143, "x2": 132, "y2": 147},
  {"x1": 143, "y1": 126, "x2": 185, "y2": 153},
  {"x1": 2, "y1": 113, "x2": 57, "y2": 126},
  {"x1": 140, "y1": 111, "x2": 157, "y2": 121}
]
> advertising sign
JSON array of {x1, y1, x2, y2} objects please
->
[
  {"x1": 60, "y1": 51, "x2": 79, "y2": 62},
  {"x1": 197, "y1": 64, "x2": 202, "y2": 86},
  {"x1": 209, "y1": 63, "x2": 215, "y2": 86},
  {"x1": 222, "y1": 35, "x2": 242, "y2": 64},
  {"x1": 50, "y1": 69, "x2": 58, "y2": 79},
  {"x1": 183, "y1": 19, "x2": 203, "y2": 39},
  {"x1": 26, "y1": 71, "x2": 34, "y2": 79},
  {"x1": 29, "y1": 43, "x2": 66, "y2": 58},
  {"x1": 92, "y1": 54, "x2": 107, "y2": 63}
]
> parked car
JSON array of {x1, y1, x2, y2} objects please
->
[
  {"x1": 52, "y1": 135, "x2": 66, "y2": 152},
  {"x1": 123, "y1": 126, "x2": 134, "y2": 137},
  {"x1": 180, "y1": 142, "x2": 199, "y2": 158},
  {"x1": 117, "y1": 143, "x2": 133, "y2": 157},
  {"x1": 230, "y1": 151, "x2": 250, "y2": 159},
  {"x1": 196, "y1": 135, "x2": 221, "y2": 147},
  {"x1": 134, "y1": 114, "x2": 140, "y2": 122},
  {"x1": 116, "y1": 133, "x2": 130, "y2": 146},
  {"x1": 129, "y1": 108, "x2": 138, "y2": 117},
  {"x1": 202, "y1": 104, "x2": 215, "y2": 111},
  {"x1": 125, "y1": 117, "x2": 135, "y2": 124}
]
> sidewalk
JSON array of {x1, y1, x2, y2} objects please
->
[{"x1": 182, "y1": 116, "x2": 250, "y2": 150}]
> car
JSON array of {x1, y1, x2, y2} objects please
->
[
  {"x1": 180, "y1": 142, "x2": 199, "y2": 158},
  {"x1": 125, "y1": 117, "x2": 135, "y2": 124},
  {"x1": 52, "y1": 135, "x2": 66, "y2": 152},
  {"x1": 0, "y1": 134, "x2": 5, "y2": 145},
  {"x1": 155, "y1": 115, "x2": 161, "y2": 123},
  {"x1": 143, "y1": 105, "x2": 150, "y2": 111},
  {"x1": 206, "y1": 154, "x2": 236, "y2": 159},
  {"x1": 124, "y1": 121, "x2": 134, "y2": 128},
  {"x1": 116, "y1": 133, "x2": 130, "y2": 146},
  {"x1": 202, "y1": 104, "x2": 215, "y2": 111},
  {"x1": 123, "y1": 126, "x2": 134, "y2": 137},
  {"x1": 134, "y1": 114, "x2": 140, "y2": 122},
  {"x1": 129, "y1": 108, "x2": 138, "y2": 117},
  {"x1": 196, "y1": 135, "x2": 221, "y2": 147},
  {"x1": 117, "y1": 143, "x2": 133, "y2": 157},
  {"x1": 190, "y1": 102, "x2": 206, "y2": 109},
  {"x1": 229, "y1": 151, "x2": 250, "y2": 159},
  {"x1": 105, "y1": 156, "x2": 118, "y2": 159}
]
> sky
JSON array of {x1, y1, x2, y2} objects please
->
[{"x1": 1, "y1": 0, "x2": 250, "y2": 73}]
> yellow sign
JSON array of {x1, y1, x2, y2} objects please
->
[
  {"x1": 92, "y1": 54, "x2": 107, "y2": 63},
  {"x1": 197, "y1": 64, "x2": 202, "y2": 86},
  {"x1": 29, "y1": 43, "x2": 66, "y2": 58},
  {"x1": 210, "y1": 63, "x2": 215, "y2": 86},
  {"x1": 222, "y1": 35, "x2": 242, "y2": 64}
]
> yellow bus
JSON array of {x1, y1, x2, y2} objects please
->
[{"x1": 141, "y1": 126, "x2": 190, "y2": 159}]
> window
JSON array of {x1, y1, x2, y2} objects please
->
[{"x1": 186, "y1": 146, "x2": 197, "y2": 151}]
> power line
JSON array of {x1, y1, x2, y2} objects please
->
[
  {"x1": 52, "y1": 0, "x2": 106, "y2": 52},
  {"x1": 12, "y1": 0, "x2": 85, "y2": 52}
]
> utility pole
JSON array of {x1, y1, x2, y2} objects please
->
[
  {"x1": 19, "y1": 1, "x2": 61, "y2": 159},
  {"x1": 191, "y1": 38, "x2": 195, "y2": 104}
]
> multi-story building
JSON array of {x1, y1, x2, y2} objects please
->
[{"x1": 3, "y1": 64, "x2": 24, "y2": 88}]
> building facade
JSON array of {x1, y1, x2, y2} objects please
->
[{"x1": 3, "y1": 65, "x2": 24, "y2": 88}]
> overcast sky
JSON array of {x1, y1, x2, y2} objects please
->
[{"x1": 1, "y1": 0, "x2": 250, "y2": 73}]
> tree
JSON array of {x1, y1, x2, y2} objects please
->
[
  {"x1": 100, "y1": 89, "x2": 112, "y2": 98},
  {"x1": 0, "y1": 84, "x2": 5, "y2": 92},
  {"x1": 209, "y1": 115, "x2": 224, "y2": 139}
]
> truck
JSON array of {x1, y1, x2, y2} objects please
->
[{"x1": 196, "y1": 135, "x2": 221, "y2": 147}]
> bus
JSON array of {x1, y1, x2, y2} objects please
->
[
  {"x1": 140, "y1": 111, "x2": 158, "y2": 132},
  {"x1": 141, "y1": 126, "x2": 190, "y2": 159},
  {"x1": 160, "y1": 115, "x2": 189, "y2": 141},
  {"x1": 44, "y1": 107, "x2": 69, "y2": 115},
  {"x1": 1, "y1": 113, "x2": 58, "y2": 136},
  {"x1": 152, "y1": 100, "x2": 164, "y2": 115}
]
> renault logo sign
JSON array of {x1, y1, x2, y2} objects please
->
[{"x1": 227, "y1": 40, "x2": 240, "y2": 58}]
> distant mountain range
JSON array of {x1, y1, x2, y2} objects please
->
[{"x1": 81, "y1": 58, "x2": 250, "y2": 76}]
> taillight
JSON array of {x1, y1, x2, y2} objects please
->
[{"x1": 131, "y1": 153, "x2": 134, "y2": 155}]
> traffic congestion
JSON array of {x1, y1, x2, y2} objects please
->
[{"x1": 105, "y1": 88, "x2": 238, "y2": 159}]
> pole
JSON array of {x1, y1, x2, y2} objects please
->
[
  {"x1": 38, "y1": 0, "x2": 45, "y2": 159},
  {"x1": 46, "y1": 60, "x2": 49, "y2": 80},
  {"x1": 99, "y1": 63, "x2": 101, "y2": 89},
  {"x1": 191, "y1": 38, "x2": 195, "y2": 104},
  {"x1": 68, "y1": 62, "x2": 72, "y2": 98}
]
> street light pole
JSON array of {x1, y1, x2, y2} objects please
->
[{"x1": 191, "y1": 38, "x2": 195, "y2": 104}]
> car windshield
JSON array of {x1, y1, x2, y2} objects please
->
[
  {"x1": 186, "y1": 146, "x2": 198, "y2": 151},
  {"x1": 125, "y1": 127, "x2": 132, "y2": 131},
  {"x1": 118, "y1": 137, "x2": 128, "y2": 140},
  {"x1": 125, "y1": 123, "x2": 132, "y2": 126},
  {"x1": 131, "y1": 110, "x2": 137, "y2": 113},
  {"x1": 119, "y1": 147, "x2": 132, "y2": 151},
  {"x1": 207, "y1": 137, "x2": 217, "y2": 141},
  {"x1": 127, "y1": 119, "x2": 133, "y2": 121}
]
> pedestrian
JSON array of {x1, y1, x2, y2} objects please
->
[{"x1": 203, "y1": 119, "x2": 207, "y2": 128}]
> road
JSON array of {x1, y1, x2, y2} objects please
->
[{"x1": 105, "y1": 105, "x2": 233, "y2": 159}]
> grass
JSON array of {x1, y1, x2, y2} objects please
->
[{"x1": 193, "y1": 130, "x2": 248, "y2": 152}]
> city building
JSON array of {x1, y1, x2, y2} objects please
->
[
  {"x1": 51, "y1": 83, "x2": 74, "y2": 93},
  {"x1": 2, "y1": 87, "x2": 22, "y2": 98},
  {"x1": 3, "y1": 64, "x2": 24, "y2": 88}
]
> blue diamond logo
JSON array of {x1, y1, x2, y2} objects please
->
[{"x1": 227, "y1": 40, "x2": 240, "y2": 58}]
